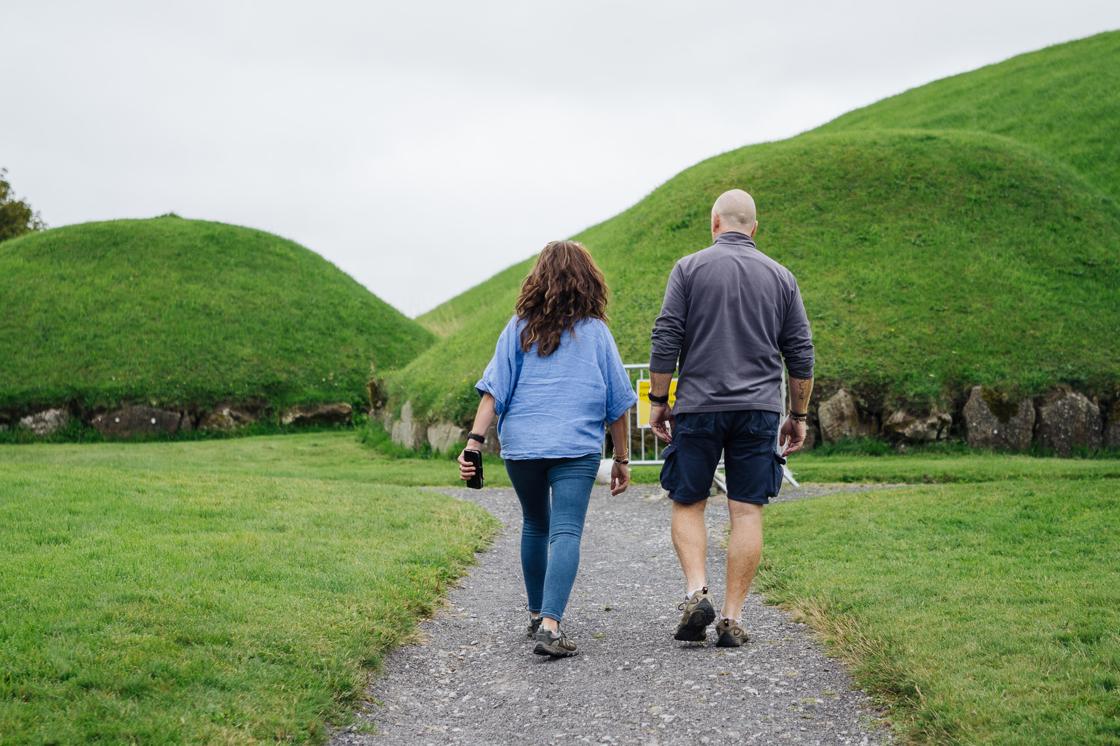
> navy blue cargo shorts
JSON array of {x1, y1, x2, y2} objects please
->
[{"x1": 659, "y1": 410, "x2": 786, "y2": 506}]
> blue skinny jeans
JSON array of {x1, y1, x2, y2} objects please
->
[{"x1": 504, "y1": 454, "x2": 600, "y2": 622}]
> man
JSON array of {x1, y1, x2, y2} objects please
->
[{"x1": 648, "y1": 188, "x2": 814, "y2": 647}]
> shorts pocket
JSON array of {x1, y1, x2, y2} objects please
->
[
  {"x1": 746, "y1": 410, "x2": 781, "y2": 438},
  {"x1": 659, "y1": 442, "x2": 678, "y2": 493},
  {"x1": 675, "y1": 412, "x2": 715, "y2": 437},
  {"x1": 767, "y1": 451, "x2": 787, "y2": 497}
]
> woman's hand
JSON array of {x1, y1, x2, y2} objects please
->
[
  {"x1": 610, "y1": 460, "x2": 630, "y2": 496},
  {"x1": 458, "y1": 443, "x2": 481, "y2": 481}
]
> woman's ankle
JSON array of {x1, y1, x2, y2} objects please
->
[{"x1": 540, "y1": 616, "x2": 560, "y2": 633}]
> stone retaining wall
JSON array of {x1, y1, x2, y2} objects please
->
[
  {"x1": 811, "y1": 384, "x2": 1113, "y2": 455},
  {"x1": 380, "y1": 384, "x2": 1119, "y2": 457},
  {"x1": 2, "y1": 401, "x2": 354, "y2": 439}
]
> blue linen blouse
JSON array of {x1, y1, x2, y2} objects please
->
[{"x1": 476, "y1": 316, "x2": 638, "y2": 460}]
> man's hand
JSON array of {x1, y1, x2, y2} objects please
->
[
  {"x1": 779, "y1": 417, "x2": 806, "y2": 456},
  {"x1": 610, "y1": 461, "x2": 630, "y2": 496},
  {"x1": 650, "y1": 402, "x2": 674, "y2": 443},
  {"x1": 457, "y1": 443, "x2": 481, "y2": 481}
]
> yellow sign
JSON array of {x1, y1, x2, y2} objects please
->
[{"x1": 636, "y1": 378, "x2": 678, "y2": 428}]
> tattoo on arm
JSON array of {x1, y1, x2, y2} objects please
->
[{"x1": 789, "y1": 376, "x2": 814, "y2": 411}]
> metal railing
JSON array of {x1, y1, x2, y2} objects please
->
[{"x1": 623, "y1": 363, "x2": 667, "y2": 466}]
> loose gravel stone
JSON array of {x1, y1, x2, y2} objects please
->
[{"x1": 333, "y1": 483, "x2": 889, "y2": 745}]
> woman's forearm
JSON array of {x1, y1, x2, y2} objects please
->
[
  {"x1": 468, "y1": 393, "x2": 497, "y2": 443},
  {"x1": 608, "y1": 414, "x2": 629, "y2": 459}
]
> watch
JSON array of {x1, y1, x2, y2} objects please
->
[
  {"x1": 647, "y1": 392, "x2": 670, "y2": 405},
  {"x1": 467, "y1": 432, "x2": 486, "y2": 444}
]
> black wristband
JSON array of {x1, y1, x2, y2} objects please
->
[
  {"x1": 647, "y1": 392, "x2": 670, "y2": 405},
  {"x1": 467, "y1": 432, "x2": 486, "y2": 444},
  {"x1": 789, "y1": 411, "x2": 808, "y2": 422}
]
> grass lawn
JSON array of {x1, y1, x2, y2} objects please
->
[
  {"x1": 0, "y1": 433, "x2": 496, "y2": 743},
  {"x1": 4, "y1": 432, "x2": 1119, "y2": 743},
  {"x1": 759, "y1": 478, "x2": 1120, "y2": 744},
  {"x1": 788, "y1": 450, "x2": 1120, "y2": 484}
]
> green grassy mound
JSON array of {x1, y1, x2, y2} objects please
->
[
  {"x1": 389, "y1": 125, "x2": 1120, "y2": 425},
  {"x1": 819, "y1": 30, "x2": 1120, "y2": 201},
  {"x1": 0, "y1": 216, "x2": 434, "y2": 413}
]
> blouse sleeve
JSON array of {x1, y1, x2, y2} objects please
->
[
  {"x1": 475, "y1": 316, "x2": 521, "y2": 415},
  {"x1": 600, "y1": 323, "x2": 638, "y2": 423}
]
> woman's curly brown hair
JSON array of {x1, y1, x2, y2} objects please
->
[{"x1": 515, "y1": 240, "x2": 608, "y2": 356}]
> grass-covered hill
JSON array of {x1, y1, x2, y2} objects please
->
[
  {"x1": 387, "y1": 32, "x2": 1120, "y2": 427},
  {"x1": 819, "y1": 30, "x2": 1120, "y2": 201},
  {"x1": 0, "y1": 216, "x2": 434, "y2": 413}
]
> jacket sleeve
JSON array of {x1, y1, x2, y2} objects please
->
[
  {"x1": 475, "y1": 316, "x2": 520, "y2": 415},
  {"x1": 649, "y1": 262, "x2": 687, "y2": 374},
  {"x1": 778, "y1": 277, "x2": 815, "y2": 379}
]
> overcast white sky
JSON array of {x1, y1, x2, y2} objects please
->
[{"x1": 3, "y1": 1, "x2": 1117, "y2": 316}]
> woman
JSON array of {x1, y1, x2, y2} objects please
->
[{"x1": 458, "y1": 240, "x2": 636, "y2": 658}]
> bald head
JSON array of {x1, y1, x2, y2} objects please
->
[{"x1": 711, "y1": 189, "x2": 757, "y2": 238}]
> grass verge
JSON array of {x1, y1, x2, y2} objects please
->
[
  {"x1": 758, "y1": 479, "x2": 1120, "y2": 744},
  {"x1": 789, "y1": 450, "x2": 1120, "y2": 484},
  {"x1": 0, "y1": 434, "x2": 497, "y2": 743}
]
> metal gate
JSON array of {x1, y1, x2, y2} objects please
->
[{"x1": 610, "y1": 363, "x2": 799, "y2": 488}]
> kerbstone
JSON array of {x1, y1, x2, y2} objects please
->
[
  {"x1": 390, "y1": 401, "x2": 426, "y2": 450},
  {"x1": 817, "y1": 389, "x2": 873, "y2": 442},
  {"x1": 199, "y1": 403, "x2": 260, "y2": 431},
  {"x1": 962, "y1": 386, "x2": 1035, "y2": 451},
  {"x1": 1105, "y1": 400, "x2": 1120, "y2": 449},
  {"x1": 884, "y1": 408, "x2": 952, "y2": 443},
  {"x1": 427, "y1": 421, "x2": 466, "y2": 454},
  {"x1": 91, "y1": 405, "x2": 186, "y2": 438},
  {"x1": 1037, "y1": 388, "x2": 1101, "y2": 456},
  {"x1": 18, "y1": 408, "x2": 71, "y2": 436},
  {"x1": 280, "y1": 402, "x2": 353, "y2": 426}
]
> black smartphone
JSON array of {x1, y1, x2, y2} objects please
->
[{"x1": 463, "y1": 449, "x2": 484, "y2": 490}]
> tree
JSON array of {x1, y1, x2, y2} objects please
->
[{"x1": 0, "y1": 168, "x2": 45, "y2": 242}]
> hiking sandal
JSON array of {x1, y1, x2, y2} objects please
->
[
  {"x1": 715, "y1": 618, "x2": 750, "y2": 647},
  {"x1": 532, "y1": 627, "x2": 578, "y2": 657},
  {"x1": 674, "y1": 587, "x2": 716, "y2": 642}
]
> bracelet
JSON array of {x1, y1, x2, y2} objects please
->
[
  {"x1": 789, "y1": 411, "x2": 808, "y2": 422},
  {"x1": 647, "y1": 392, "x2": 669, "y2": 405},
  {"x1": 613, "y1": 457, "x2": 630, "y2": 464},
  {"x1": 467, "y1": 432, "x2": 486, "y2": 444}
]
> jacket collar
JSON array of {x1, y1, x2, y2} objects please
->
[{"x1": 714, "y1": 230, "x2": 756, "y2": 248}]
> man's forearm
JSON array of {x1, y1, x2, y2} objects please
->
[
  {"x1": 650, "y1": 371, "x2": 674, "y2": 398},
  {"x1": 788, "y1": 376, "x2": 814, "y2": 414}
]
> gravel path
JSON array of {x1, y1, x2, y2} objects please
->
[{"x1": 334, "y1": 483, "x2": 888, "y2": 745}]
